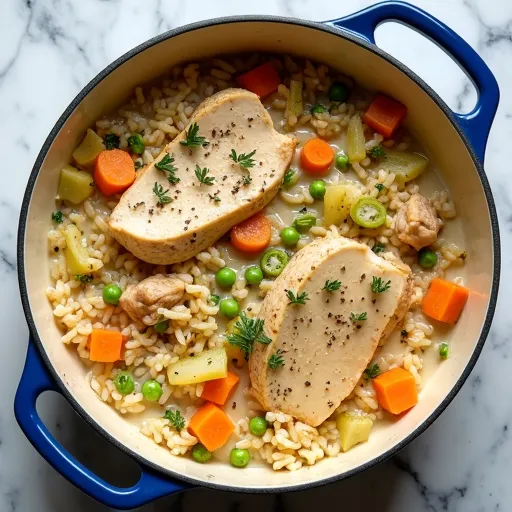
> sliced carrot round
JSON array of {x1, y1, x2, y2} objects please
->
[
  {"x1": 94, "y1": 149, "x2": 136, "y2": 196},
  {"x1": 230, "y1": 213, "x2": 271, "y2": 253},
  {"x1": 300, "y1": 138, "x2": 335, "y2": 175}
]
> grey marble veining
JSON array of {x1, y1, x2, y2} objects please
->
[{"x1": 1, "y1": 0, "x2": 511, "y2": 510}]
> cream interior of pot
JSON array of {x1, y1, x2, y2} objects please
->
[{"x1": 22, "y1": 21, "x2": 495, "y2": 489}]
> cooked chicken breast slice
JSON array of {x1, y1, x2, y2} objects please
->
[
  {"x1": 395, "y1": 193, "x2": 440, "y2": 250},
  {"x1": 109, "y1": 89, "x2": 296, "y2": 264},
  {"x1": 119, "y1": 274, "x2": 185, "y2": 325},
  {"x1": 249, "y1": 237, "x2": 412, "y2": 427}
]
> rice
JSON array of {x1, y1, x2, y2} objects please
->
[{"x1": 46, "y1": 53, "x2": 464, "y2": 472}]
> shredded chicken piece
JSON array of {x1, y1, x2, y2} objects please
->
[
  {"x1": 119, "y1": 274, "x2": 185, "y2": 325},
  {"x1": 395, "y1": 193, "x2": 440, "y2": 250}
]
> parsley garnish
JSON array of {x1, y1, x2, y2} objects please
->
[
  {"x1": 195, "y1": 165, "x2": 215, "y2": 185},
  {"x1": 51, "y1": 211, "x2": 64, "y2": 224},
  {"x1": 155, "y1": 154, "x2": 180, "y2": 184},
  {"x1": 286, "y1": 290, "x2": 309, "y2": 305},
  {"x1": 375, "y1": 183, "x2": 385, "y2": 192},
  {"x1": 208, "y1": 193, "x2": 221, "y2": 202},
  {"x1": 372, "y1": 242, "x2": 386, "y2": 254},
  {"x1": 180, "y1": 122, "x2": 209, "y2": 148},
  {"x1": 134, "y1": 160, "x2": 144, "y2": 170},
  {"x1": 310, "y1": 104, "x2": 327, "y2": 114},
  {"x1": 75, "y1": 274, "x2": 93, "y2": 284},
  {"x1": 363, "y1": 363, "x2": 381, "y2": 380},
  {"x1": 208, "y1": 294, "x2": 220, "y2": 306},
  {"x1": 230, "y1": 149, "x2": 256, "y2": 169},
  {"x1": 371, "y1": 276, "x2": 391, "y2": 294},
  {"x1": 104, "y1": 133, "x2": 120, "y2": 150},
  {"x1": 242, "y1": 175, "x2": 252, "y2": 186},
  {"x1": 153, "y1": 182, "x2": 172, "y2": 206},
  {"x1": 164, "y1": 409, "x2": 185, "y2": 431},
  {"x1": 350, "y1": 312, "x2": 367, "y2": 322},
  {"x1": 368, "y1": 145, "x2": 386, "y2": 159},
  {"x1": 322, "y1": 280, "x2": 341, "y2": 292},
  {"x1": 268, "y1": 349, "x2": 285, "y2": 370},
  {"x1": 226, "y1": 312, "x2": 271, "y2": 361}
]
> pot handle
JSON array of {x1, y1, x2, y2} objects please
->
[
  {"x1": 14, "y1": 341, "x2": 189, "y2": 509},
  {"x1": 325, "y1": 0, "x2": 499, "y2": 162}
]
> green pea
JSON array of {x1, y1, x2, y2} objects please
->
[
  {"x1": 113, "y1": 372, "x2": 135, "y2": 395},
  {"x1": 244, "y1": 266, "x2": 263, "y2": 285},
  {"x1": 418, "y1": 248, "x2": 438, "y2": 269},
  {"x1": 280, "y1": 226, "x2": 300, "y2": 247},
  {"x1": 230, "y1": 448, "x2": 250, "y2": 468},
  {"x1": 335, "y1": 152, "x2": 349, "y2": 170},
  {"x1": 142, "y1": 380, "x2": 163, "y2": 402},
  {"x1": 249, "y1": 416, "x2": 268, "y2": 437},
  {"x1": 309, "y1": 180, "x2": 326, "y2": 200},
  {"x1": 192, "y1": 444, "x2": 212, "y2": 463},
  {"x1": 154, "y1": 320, "x2": 168, "y2": 334},
  {"x1": 220, "y1": 298, "x2": 240, "y2": 319},
  {"x1": 215, "y1": 267, "x2": 237, "y2": 288},
  {"x1": 102, "y1": 284, "x2": 122, "y2": 305},
  {"x1": 439, "y1": 342, "x2": 449, "y2": 360},
  {"x1": 328, "y1": 82, "x2": 349, "y2": 102}
]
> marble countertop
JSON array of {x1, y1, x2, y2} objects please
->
[{"x1": 2, "y1": 0, "x2": 511, "y2": 510}]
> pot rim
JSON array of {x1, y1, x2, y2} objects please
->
[{"x1": 17, "y1": 14, "x2": 500, "y2": 493}]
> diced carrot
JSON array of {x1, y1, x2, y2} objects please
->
[
  {"x1": 94, "y1": 149, "x2": 136, "y2": 196},
  {"x1": 372, "y1": 367, "x2": 418, "y2": 415},
  {"x1": 237, "y1": 62, "x2": 281, "y2": 98},
  {"x1": 230, "y1": 213, "x2": 271, "y2": 253},
  {"x1": 300, "y1": 138, "x2": 335, "y2": 175},
  {"x1": 422, "y1": 278, "x2": 470, "y2": 324},
  {"x1": 362, "y1": 94, "x2": 407, "y2": 138},
  {"x1": 89, "y1": 329, "x2": 123, "y2": 363},
  {"x1": 201, "y1": 371, "x2": 240, "y2": 406},
  {"x1": 188, "y1": 402, "x2": 235, "y2": 452}
]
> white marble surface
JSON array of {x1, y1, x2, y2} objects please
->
[{"x1": 1, "y1": 0, "x2": 511, "y2": 510}]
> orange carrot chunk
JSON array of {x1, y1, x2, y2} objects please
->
[
  {"x1": 362, "y1": 94, "x2": 407, "y2": 139},
  {"x1": 188, "y1": 402, "x2": 235, "y2": 452},
  {"x1": 300, "y1": 138, "x2": 335, "y2": 175},
  {"x1": 373, "y1": 367, "x2": 418, "y2": 415},
  {"x1": 237, "y1": 62, "x2": 281, "y2": 98},
  {"x1": 94, "y1": 149, "x2": 136, "y2": 196},
  {"x1": 89, "y1": 329, "x2": 123, "y2": 363},
  {"x1": 230, "y1": 213, "x2": 271, "y2": 253},
  {"x1": 422, "y1": 278, "x2": 470, "y2": 324},
  {"x1": 201, "y1": 371, "x2": 240, "y2": 406}
]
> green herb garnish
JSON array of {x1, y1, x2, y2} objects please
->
[
  {"x1": 180, "y1": 122, "x2": 209, "y2": 148},
  {"x1": 363, "y1": 363, "x2": 381, "y2": 380},
  {"x1": 375, "y1": 183, "x2": 385, "y2": 192},
  {"x1": 283, "y1": 169, "x2": 298, "y2": 188},
  {"x1": 195, "y1": 165, "x2": 215, "y2": 185},
  {"x1": 153, "y1": 182, "x2": 172, "y2": 206},
  {"x1": 242, "y1": 174, "x2": 252, "y2": 186},
  {"x1": 164, "y1": 409, "x2": 186, "y2": 431},
  {"x1": 208, "y1": 193, "x2": 221, "y2": 202},
  {"x1": 368, "y1": 145, "x2": 386, "y2": 159},
  {"x1": 310, "y1": 104, "x2": 327, "y2": 114},
  {"x1": 371, "y1": 276, "x2": 391, "y2": 294},
  {"x1": 230, "y1": 149, "x2": 256, "y2": 169},
  {"x1": 372, "y1": 242, "x2": 386, "y2": 254},
  {"x1": 134, "y1": 160, "x2": 144, "y2": 170},
  {"x1": 75, "y1": 274, "x2": 93, "y2": 284},
  {"x1": 51, "y1": 211, "x2": 64, "y2": 224},
  {"x1": 208, "y1": 294, "x2": 220, "y2": 306},
  {"x1": 226, "y1": 311, "x2": 271, "y2": 361},
  {"x1": 322, "y1": 280, "x2": 341, "y2": 292},
  {"x1": 103, "y1": 133, "x2": 120, "y2": 150},
  {"x1": 350, "y1": 312, "x2": 367, "y2": 323},
  {"x1": 286, "y1": 290, "x2": 309, "y2": 305},
  {"x1": 155, "y1": 154, "x2": 180, "y2": 184},
  {"x1": 268, "y1": 349, "x2": 285, "y2": 370},
  {"x1": 128, "y1": 134, "x2": 145, "y2": 154}
]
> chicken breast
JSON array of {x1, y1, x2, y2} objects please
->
[
  {"x1": 109, "y1": 89, "x2": 296, "y2": 264},
  {"x1": 119, "y1": 274, "x2": 185, "y2": 325},
  {"x1": 395, "y1": 193, "x2": 440, "y2": 250},
  {"x1": 249, "y1": 237, "x2": 412, "y2": 427}
]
